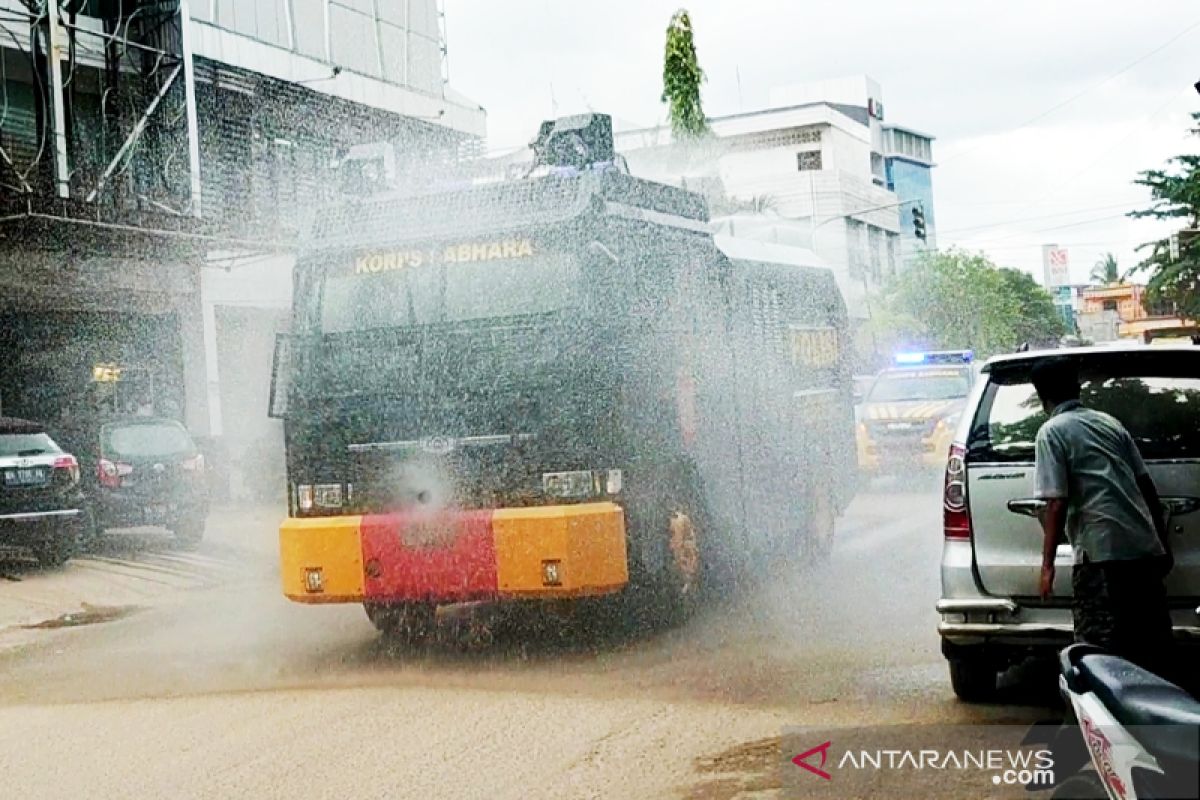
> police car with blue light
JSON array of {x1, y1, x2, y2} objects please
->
[{"x1": 856, "y1": 350, "x2": 977, "y2": 475}]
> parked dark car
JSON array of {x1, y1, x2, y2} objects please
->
[
  {"x1": 78, "y1": 417, "x2": 210, "y2": 546},
  {"x1": 0, "y1": 416, "x2": 87, "y2": 567}
]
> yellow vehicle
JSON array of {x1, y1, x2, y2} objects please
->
[{"x1": 856, "y1": 351, "x2": 975, "y2": 474}]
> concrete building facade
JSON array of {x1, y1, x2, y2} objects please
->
[
  {"x1": 0, "y1": 0, "x2": 483, "y2": 501},
  {"x1": 614, "y1": 75, "x2": 935, "y2": 325}
]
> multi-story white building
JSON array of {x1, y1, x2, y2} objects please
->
[{"x1": 615, "y1": 76, "x2": 935, "y2": 323}]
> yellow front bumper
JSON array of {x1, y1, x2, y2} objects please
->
[
  {"x1": 856, "y1": 423, "x2": 954, "y2": 472},
  {"x1": 279, "y1": 502, "x2": 628, "y2": 604}
]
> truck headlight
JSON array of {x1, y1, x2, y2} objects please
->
[
  {"x1": 296, "y1": 483, "x2": 343, "y2": 512},
  {"x1": 542, "y1": 469, "x2": 622, "y2": 499},
  {"x1": 314, "y1": 483, "x2": 343, "y2": 509},
  {"x1": 297, "y1": 484, "x2": 314, "y2": 512}
]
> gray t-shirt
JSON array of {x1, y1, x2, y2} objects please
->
[{"x1": 1034, "y1": 400, "x2": 1164, "y2": 564}]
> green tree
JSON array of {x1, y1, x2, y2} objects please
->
[
  {"x1": 661, "y1": 9, "x2": 709, "y2": 140},
  {"x1": 996, "y1": 267, "x2": 1068, "y2": 347},
  {"x1": 877, "y1": 249, "x2": 1064, "y2": 357},
  {"x1": 1090, "y1": 252, "x2": 1120, "y2": 285},
  {"x1": 1129, "y1": 111, "x2": 1200, "y2": 318}
]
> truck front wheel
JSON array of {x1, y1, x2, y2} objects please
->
[{"x1": 365, "y1": 602, "x2": 437, "y2": 644}]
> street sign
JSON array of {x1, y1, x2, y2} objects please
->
[{"x1": 1042, "y1": 244, "x2": 1070, "y2": 287}]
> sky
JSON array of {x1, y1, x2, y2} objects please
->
[{"x1": 445, "y1": 0, "x2": 1199, "y2": 284}]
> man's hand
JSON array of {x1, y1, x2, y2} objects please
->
[{"x1": 1039, "y1": 563, "x2": 1055, "y2": 600}]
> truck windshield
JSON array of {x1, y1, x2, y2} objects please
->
[
  {"x1": 318, "y1": 250, "x2": 582, "y2": 333},
  {"x1": 868, "y1": 370, "x2": 970, "y2": 402}
]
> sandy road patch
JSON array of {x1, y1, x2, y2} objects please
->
[{"x1": 0, "y1": 508, "x2": 270, "y2": 652}]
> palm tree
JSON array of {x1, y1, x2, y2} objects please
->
[{"x1": 1090, "y1": 252, "x2": 1120, "y2": 285}]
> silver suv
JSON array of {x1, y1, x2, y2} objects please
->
[{"x1": 938, "y1": 346, "x2": 1200, "y2": 701}]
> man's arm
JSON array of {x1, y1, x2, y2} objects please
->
[
  {"x1": 1035, "y1": 428, "x2": 1069, "y2": 600},
  {"x1": 1040, "y1": 499, "x2": 1067, "y2": 598}
]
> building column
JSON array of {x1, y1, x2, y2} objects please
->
[{"x1": 179, "y1": 265, "x2": 219, "y2": 437}]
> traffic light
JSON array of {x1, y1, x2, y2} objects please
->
[{"x1": 911, "y1": 206, "x2": 927, "y2": 242}]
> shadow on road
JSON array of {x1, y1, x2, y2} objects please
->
[
  {"x1": 86, "y1": 528, "x2": 192, "y2": 559},
  {"x1": 0, "y1": 527, "x2": 194, "y2": 580}
]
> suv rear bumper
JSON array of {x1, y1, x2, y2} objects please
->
[
  {"x1": 0, "y1": 508, "x2": 83, "y2": 547},
  {"x1": 939, "y1": 540, "x2": 1200, "y2": 648}
]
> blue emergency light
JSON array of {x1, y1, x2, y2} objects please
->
[{"x1": 893, "y1": 350, "x2": 973, "y2": 366}]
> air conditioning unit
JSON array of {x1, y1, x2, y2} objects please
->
[{"x1": 337, "y1": 142, "x2": 396, "y2": 195}]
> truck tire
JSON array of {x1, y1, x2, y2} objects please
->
[
  {"x1": 806, "y1": 486, "x2": 837, "y2": 564},
  {"x1": 662, "y1": 506, "x2": 704, "y2": 620},
  {"x1": 78, "y1": 507, "x2": 102, "y2": 553},
  {"x1": 365, "y1": 602, "x2": 437, "y2": 645},
  {"x1": 948, "y1": 657, "x2": 1000, "y2": 703}
]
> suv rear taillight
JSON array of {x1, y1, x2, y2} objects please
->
[
  {"x1": 180, "y1": 453, "x2": 205, "y2": 472},
  {"x1": 98, "y1": 458, "x2": 133, "y2": 489},
  {"x1": 943, "y1": 443, "x2": 971, "y2": 540},
  {"x1": 52, "y1": 455, "x2": 80, "y2": 484}
]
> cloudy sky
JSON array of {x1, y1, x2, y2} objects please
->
[{"x1": 446, "y1": 0, "x2": 1198, "y2": 283}]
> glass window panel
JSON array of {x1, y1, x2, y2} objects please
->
[
  {"x1": 378, "y1": 0, "x2": 407, "y2": 26},
  {"x1": 292, "y1": 0, "x2": 326, "y2": 57},
  {"x1": 253, "y1": 0, "x2": 288, "y2": 46},
  {"x1": 408, "y1": 37, "x2": 441, "y2": 94},
  {"x1": 331, "y1": 0, "x2": 375, "y2": 14},
  {"x1": 232, "y1": 0, "x2": 257, "y2": 36},
  {"x1": 408, "y1": 0, "x2": 436, "y2": 37},
  {"x1": 190, "y1": 1, "x2": 213, "y2": 22},
  {"x1": 378, "y1": 22, "x2": 408, "y2": 85},
  {"x1": 330, "y1": 6, "x2": 381, "y2": 77},
  {"x1": 216, "y1": 0, "x2": 237, "y2": 29}
]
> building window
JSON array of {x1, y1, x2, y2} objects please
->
[
  {"x1": 797, "y1": 151, "x2": 822, "y2": 172},
  {"x1": 1103, "y1": 300, "x2": 1118, "y2": 311}
]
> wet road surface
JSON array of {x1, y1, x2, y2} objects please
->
[{"x1": 0, "y1": 484, "x2": 1054, "y2": 799}]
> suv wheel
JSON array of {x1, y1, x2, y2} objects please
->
[
  {"x1": 948, "y1": 657, "x2": 1000, "y2": 702},
  {"x1": 172, "y1": 518, "x2": 205, "y2": 549},
  {"x1": 805, "y1": 486, "x2": 837, "y2": 563},
  {"x1": 34, "y1": 530, "x2": 77, "y2": 568}
]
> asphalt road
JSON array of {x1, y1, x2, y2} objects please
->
[{"x1": 0, "y1": 482, "x2": 1053, "y2": 799}]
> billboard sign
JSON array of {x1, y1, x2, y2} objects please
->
[{"x1": 1042, "y1": 244, "x2": 1070, "y2": 288}]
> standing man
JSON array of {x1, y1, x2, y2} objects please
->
[{"x1": 1032, "y1": 358, "x2": 1176, "y2": 677}]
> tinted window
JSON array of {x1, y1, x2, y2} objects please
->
[
  {"x1": 973, "y1": 371, "x2": 1200, "y2": 461},
  {"x1": 0, "y1": 432, "x2": 61, "y2": 457},
  {"x1": 868, "y1": 369, "x2": 970, "y2": 402},
  {"x1": 104, "y1": 423, "x2": 196, "y2": 459},
  {"x1": 320, "y1": 252, "x2": 582, "y2": 333}
]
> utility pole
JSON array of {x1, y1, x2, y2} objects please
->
[
  {"x1": 178, "y1": 0, "x2": 203, "y2": 218},
  {"x1": 45, "y1": 0, "x2": 70, "y2": 198}
]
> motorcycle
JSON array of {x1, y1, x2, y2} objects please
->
[{"x1": 1041, "y1": 643, "x2": 1200, "y2": 799}]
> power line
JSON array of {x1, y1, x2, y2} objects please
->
[
  {"x1": 939, "y1": 18, "x2": 1200, "y2": 164},
  {"x1": 1019, "y1": 85, "x2": 1194, "y2": 208},
  {"x1": 938, "y1": 202, "x2": 1137, "y2": 236},
  {"x1": 967, "y1": 239, "x2": 1131, "y2": 252},
  {"x1": 960, "y1": 212, "x2": 1132, "y2": 248}
]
